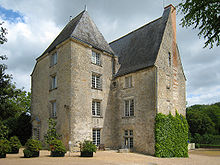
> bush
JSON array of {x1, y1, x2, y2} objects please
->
[
  {"x1": 80, "y1": 140, "x2": 97, "y2": 153},
  {"x1": 8, "y1": 136, "x2": 22, "y2": 153},
  {"x1": 49, "y1": 139, "x2": 66, "y2": 157},
  {"x1": 23, "y1": 139, "x2": 42, "y2": 158},
  {"x1": 155, "y1": 112, "x2": 188, "y2": 158},
  {"x1": 44, "y1": 119, "x2": 61, "y2": 145},
  {"x1": 0, "y1": 139, "x2": 10, "y2": 158}
]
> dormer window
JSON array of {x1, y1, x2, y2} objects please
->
[
  {"x1": 92, "y1": 51, "x2": 101, "y2": 65},
  {"x1": 51, "y1": 52, "x2": 57, "y2": 66}
]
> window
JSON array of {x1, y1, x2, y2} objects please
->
[
  {"x1": 51, "y1": 75, "x2": 57, "y2": 89},
  {"x1": 51, "y1": 101, "x2": 56, "y2": 118},
  {"x1": 33, "y1": 127, "x2": 40, "y2": 140},
  {"x1": 92, "y1": 73, "x2": 102, "y2": 89},
  {"x1": 124, "y1": 130, "x2": 133, "y2": 149},
  {"x1": 124, "y1": 99, "x2": 134, "y2": 117},
  {"x1": 51, "y1": 52, "x2": 57, "y2": 66},
  {"x1": 125, "y1": 76, "x2": 132, "y2": 88},
  {"x1": 168, "y1": 52, "x2": 171, "y2": 67},
  {"x1": 92, "y1": 51, "x2": 101, "y2": 65},
  {"x1": 92, "y1": 100, "x2": 101, "y2": 116},
  {"x1": 93, "y1": 129, "x2": 100, "y2": 146}
]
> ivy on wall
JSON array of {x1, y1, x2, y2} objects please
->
[{"x1": 155, "y1": 112, "x2": 188, "y2": 157}]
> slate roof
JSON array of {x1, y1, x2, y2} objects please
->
[
  {"x1": 40, "y1": 10, "x2": 113, "y2": 58},
  {"x1": 110, "y1": 6, "x2": 171, "y2": 77}
]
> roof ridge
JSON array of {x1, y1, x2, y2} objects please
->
[{"x1": 109, "y1": 17, "x2": 162, "y2": 45}]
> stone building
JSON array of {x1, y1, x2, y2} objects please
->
[{"x1": 31, "y1": 4, "x2": 186, "y2": 155}]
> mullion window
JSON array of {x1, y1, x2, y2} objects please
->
[
  {"x1": 124, "y1": 130, "x2": 133, "y2": 149},
  {"x1": 93, "y1": 129, "x2": 100, "y2": 146},
  {"x1": 92, "y1": 101, "x2": 101, "y2": 116},
  {"x1": 124, "y1": 99, "x2": 134, "y2": 116},
  {"x1": 92, "y1": 73, "x2": 102, "y2": 89},
  {"x1": 92, "y1": 51, "x2": 101, "y2": 65}
]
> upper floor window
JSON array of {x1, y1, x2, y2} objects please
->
[
  {"x1": 124, "y1": 99, "x2": 134, "y2": 117},
  {"x1": 92, "y1": 51, "x2": 101, "y2": 65},
  {"x1": 168, "y1": 52, "x2": 171, "y2": 67},
  {"x1": 92, "y1": 100, "x2": 101, "y2": 116},
  {"x1": 51, "y1": 75, "x2": 57, "y2": 89},
  {"x1": 51, "y1": 101, "x2": 57, "y2": 118},
  {"x1": 125, "y1": 76, "x2": 132, "y2": 88},
  {"x1": 92, "y1": 73, "x2": 102, "y2": 89},
  {"x1": 51, "y1": 52, "x2": 57, "y2": 66}
]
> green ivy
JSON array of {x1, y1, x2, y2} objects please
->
[{"x1": 155, "y1": 112, "x2": 189, "y2": 157}]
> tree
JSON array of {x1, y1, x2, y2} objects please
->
[{"x1": 178, "y1": 0, "x2": 220, "y2": 48}]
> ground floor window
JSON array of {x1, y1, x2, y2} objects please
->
[
  {"x1": 93, "y1": 129, "x2": 100, "y2": 146},
  {"x1": 33, "y1": 127, "x2": 40, "y2": 140},
  {"x1": 124, "y1": 130, "x2": 133, "y2": 148}
]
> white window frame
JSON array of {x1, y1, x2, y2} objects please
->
[
  {"x1": 92, "y1": 73, "x2": 102, "y2": 89},
  {"x1": 51, "y1": 101, "x2": 56, "y2": 118},
  {"x1": 125, "y1": 76, "x2": 132, "y2": 88},
  {"x1": 92, "y1": 51, "x2": 101, "y2": 65},
  {"x1": 124, "y1": 130, "x2": 133, "y2": 149},
  {"x1": 93, "y1": 129, "x2": 100, "y2": 146},
  {"x1": 124, "y1": 99, "x2": 134, "y2": 117},
  {"x1": 92, "y1": 100, "x2": 101, "y2": 116},
  {"x1": 51, "y1": 52, "x2": 57, "y2": 66},
  {"x1": 51, "y1": 75, "x2": 57, "y2": 89}
]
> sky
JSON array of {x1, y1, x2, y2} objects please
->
[{"x1": 0, "y1": 0, "x2": 219, "y2": 106}]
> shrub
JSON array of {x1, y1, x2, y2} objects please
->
[
  {"x1": 155, "y1": 112, "x2": 188, "y2": 157},
  {"x1": 49, "y1": 139, "x2": 66, "y2": 157},
  {"x1": 0, "y1": 139, "x2": 10, "y2": 157},
  {"x1": 80, "y1": 140, "x2": 97, "y2": 153},
  {"x1": 8, "y1": 136, "x2": 22, "y2": 153},
  {"x1": 23, "y1": 139, "x2": 42, "y2": 158},
  {"x1": 44, "y1": 119, "x2": 61, "y2": 145}
]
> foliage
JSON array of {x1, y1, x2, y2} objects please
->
[
  {"x1": 24, "y1": 139, "x2": 42, "y2": 152},
  {"x1": 178, "y1": 0, "x2": 220, "y2": 49},
  {"x1": 155, "y1": 112, "x2": 188, "y2": 158},
  {"x1": 191, "y1": 133, "x2": 220, "y2": 145},
  {"x1": 0, "y1": 22, "x2": 7, "y2": 44},
  {"x1": 44, "y1": 118, "x2": 61, "y2": 145},
  {"x1": 49, "y1": 139, "x2": 66, "y2": 154},
  {"x1": 9, "y1": 136, "x2": 22, "y2": 153},
  {"x1": 80, "y1": 140, "x2": 97, "y2": 153},
  {"x1": 187, "y1": 103, "x2": 220, "y2": 136},
  {"x1": 0, "y1": 121, "x2": 9, "y2": 139},
  {"x1": 0, "y1": 139, "x2": 10, "y2": 154},
  {"x1": 23, "y1": 149, "x2": 32, "y2": 158}
]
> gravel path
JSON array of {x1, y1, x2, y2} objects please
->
[{"x1": 0, "y1": 149, "x2": 219, "y2": 165}]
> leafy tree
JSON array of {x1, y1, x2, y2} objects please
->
[{"x1": 178, "y1": 0, "x2": 220, "y2": 48}]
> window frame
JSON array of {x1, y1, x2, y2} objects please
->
[
  {"x1": 51, "y1": 52, "x2": 57, "y2": 66},
  {"x1": 124, "y1": 99, "x2": 134, "y2": 117},
  {"x1": 125, "y1": 76, "x2": 132, "y2": 88},
  {"x1": 93, "y1": 129, "x2": 101, "y2": 146},
  {"x1": 124, "y1": 129, "x2": 133, "y2": 149},
  {"x1": 51, "y1": 101, "x2": 57, "y2": 118},
  {"x1": 91, "y1": 51, "x2": 101, "y2": 66},
  {"x1": 51, "y1": 74, "x2": 57, "y2": 89},
  {"x1": 92, "y1": 100, "x2": 101, "y2": 117},
  {"x1": 92, "y1": 73, "x2": 102, "y2": 90}
]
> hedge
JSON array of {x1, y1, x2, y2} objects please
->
[{"x1": 155, "y1": 112, "x2": 189, "y2": 157}]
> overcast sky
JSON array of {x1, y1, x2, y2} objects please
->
[{"x1": 0, "y1": 0, "x2": 219, "y2": 106}]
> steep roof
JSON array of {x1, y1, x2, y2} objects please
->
[
  {"x1": 110, "y1": 7, "x2": 171, "y2": 77},
  {"x1": 40, "y1": 10, "x2": 113, "y2": 58}
]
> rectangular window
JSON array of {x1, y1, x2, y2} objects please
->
[
  {"x1": 93, "y1": 129, "x2": 100, "y2": 146},
  {"x1": 51, "y1": 101, "x2": 56, "y2": 118},
  {"x1": 92, "y1": 51, "x2": 101, "y2": 65},
  {"x1": 92, "y1": 73, "x2": 102, "y2": 89},
  {"x1": 168, "y1": 52, "x2": 171, "y2": 67},
  {"x1": 124, "y1": 130, "x2": 133, "y2": 149},
  {"x1": 125, "y1": 76, "x2": 132, "y2": 88},
  {"x1": 92, "y1": 100, "x2": 101, "y2": 116},
  {"x1": 51, "y1": 75, "x2": 57, "y2": 89},
  {"x1": 51, "y1": 52, "x2": 57, "y2": 66},
  {"x1": 33, "y1": 128, "x2": 40, "y2": 140},
  {"x1": 124, "y1": 99, "x2": 134, "y2": 117}
]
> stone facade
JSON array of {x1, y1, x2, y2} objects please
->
[{"x1": 31, "y1": 4, "x2": 186, "y2": 155}]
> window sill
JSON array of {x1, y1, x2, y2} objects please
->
[
  {"x1": 123, "y1": 86, "x2": 133, "y2": 90},
  {"x1": 49, "y1": 63, "x2": 57, "y2": 68},
  {"x1": 122, "y1": 116, "x2": 135, "y2": 119},
  {"x1": 91, "y1": 87, "x2": 102, "y2": 91},
  {"x1": 49, "y1": 87, "x2": 57, "y2": 92},
  {"x1": 91, "y1": 62, "x2": 102, "y2": 67},
  {"x1": 50, "y1": 116, "x2": 57, "y2": 119},
  {"x1": 92, "y1": 116, "x2": 103, "y2": 118}
]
